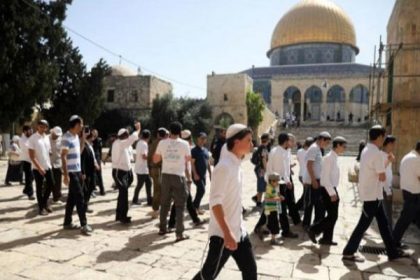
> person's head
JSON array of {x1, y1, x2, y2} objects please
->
[
  {"x1": 296, "y1": 141, "x2": 303, "y2": 150},
  {"x1": 219, "y1": 129, "x2": 226, "y2": 139},
  {"x1": 226, "y1": 124, "x2": 253, "y2": 157},
  {"x1": 304, "y1": 137, "x2": 314, "y2": 149},
  {"x1": 278, "y1": 133, "x2": 289, "y2": 147},
  {"x1": 287, "y1": 133, "x2": 296, "y2": 149},
  {"x1": 141, "y1": 129, "x2": 151, "y2": 141},
  {"x1": 196, "y1": 132, "x2": 208, "y2": 146},
  {"x1": 92, "y1": 129, "x2": 99, "y2": 140},
  {"x1": 51, "y1": 126, "x2": 62, "y2": 140},
  {"x1": 356, "y1": 140, "x2": 366, "y2": 162},
  {"x1": 157, "y1": 128, "x2": 169, "y2": 139},
  {"x1": 69, "y1": 115, "x2": 84, "y2": 135},
  {"x1": 317, "y1": 131, "x2": 332, "y2": 149},
  {"x1": 86, "y1": 131, "x2": 94, "y2": 142},
  {"x1": 383, "y1": 135, "x2": 396, "y2": 153},
  {"x1": 260, "y1": 133, "x2": 270, "y2": 146},
  {"x1": 181, "y1": 129, "x2": 192, "y2": 143},
  {"x1": 369, "y1": 125, "x2": 386, "y2": 147},
  {"x1": 117, "y1": 128, "x2": 129, "y2": 140},
  {"x1": 22, "y1": 125, "x2": 33, "y2": 137},
  {"x1": 332, "y1": 136, "x2": 347, "y2": 155},
  {"x1": 169, "y1": 121, "x2": 182, "y2": 137},
  {"x1": 37, "y1": 120, "x2": 49, "y2": 134},
  {"x1": 268, "y1": 172, "x2": 281, "y2": 187},
  {"x1": 12, "y1": 135, "x2": 20, "y2": 144},
  {"x1": 415, "y1": 141, "x2": 420, "y2": 153}
]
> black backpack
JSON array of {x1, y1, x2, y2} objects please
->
[{"x1": 250, "y1": 148, "x2": 259, "y2": 165}]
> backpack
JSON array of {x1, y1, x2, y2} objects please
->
[{"x1": 250, "y1": 148, "x2": 260, "y2": 165}]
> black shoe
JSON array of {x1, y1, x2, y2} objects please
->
[
  {"x1": 389, "y1": 250, "x2": 411, "y2": 261},
  {"x1": 318, "y1": 239, "x2": 337, "y2": 246},
  {"x1": 256, "y1": 202, "x2": 262, "y2": 208},
  {"x1": 28, "y1": 196, "x2": 35, "y2": 200},
  {"x1": 194, "y1": 219, "x2": 207, "y2": 227},
  {"x1": 5, "y1": 182, "x2": 11, "y2": 186},
  {"x1": 242, "y1": 207, "x2": 247, "y2": 215},
  {"x1": 86, "y1": 208, "x2": 94, "y2": 214},
  {"x1": 45, "y1": 207, "x2": 53, "y2": 213},
  {"x1": 132, "y1": 201, "x2": 141, "y2": 205},
  {"x1": 119, "y1": 217, "x2": 132, "y2": 224},
  {"x1": 63, "y1": 223, "x2": 80, "y2": 230},
  {"x1": 252, "y1": 195, "x2": 258, "y2": 204},
  {"x1": 307, "y1": 229, "x2": 317, "y2": 244},
  {"x1": 99, "y1": 192, "x2": 106, "y2": 196},
  {"x1": 396, "y1": 242, "x2": 409, "y2": 250},
  {"x1": 282, "y1": 231, "x2": 299, "y2": 239}
]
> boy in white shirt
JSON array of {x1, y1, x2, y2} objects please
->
[
  {"x1": 381, "y1": 135, "x2": 396, "y2": 230},
  {"x1": 132, "y1": 130, "x2": 152, "y2": 206},
  {"x1": 193, "y1": 124, "x2": 256, "y2": 280},
  {"x1": 342, "y1": 125, "x2": 409, "y2": 262},
  {"x1": 296, "y1": 137, "x2": 314, "y2": 211}
]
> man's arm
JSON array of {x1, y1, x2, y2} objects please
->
[
  {"x1": 307, "y1": 160, "x2": 319, "y2": 188},
  {"x1": 29, "y1": 149, "x2": 45, "y2": 175},
  {"x1": 61, "y1": 149, "x2": 69, "y2": 185},
  {"x1": 191, "y1": 158, "x2": 200, "y2": 181},
  {"x1": 212, "y1": 204, "x2": 238, "y2": 251}
]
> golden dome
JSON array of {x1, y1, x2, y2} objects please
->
[{"x1": 270, "y1": 0, "x2": 357, "y2": 53}]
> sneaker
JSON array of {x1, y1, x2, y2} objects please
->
[
  {"x1": 80, "y1": 225, "x2": 93, "y2": 235},
  {"x1": 270, "y1": 239, "x2": 284, "y2": 246},
  {"x1": 282, "y1": 231, "x2": 299, "y2": 239},
  {"x1": 63, "y1": 223, "x2": 80, "y2": 230},
  {"x1": 38, "y1": 209, "x2": 48, "y2": 216}
]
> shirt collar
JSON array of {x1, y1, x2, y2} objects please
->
[
  {"x1": 225, "y1": 150, "x2": 242, "y2": 166},
  {"x1": 330, "y1": 150, "x2": 338, "y2": 158}
]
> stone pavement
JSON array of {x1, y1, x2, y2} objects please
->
[{"x1": 0, "y1": 157, "x2": 419, "y2": 280}]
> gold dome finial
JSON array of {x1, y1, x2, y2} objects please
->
[{"x1": 269, "y1": 0, "x2": 358, "y2": 54}]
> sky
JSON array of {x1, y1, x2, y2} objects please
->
[{"x1": 65, "y1": 0, "x2": 396, "y2": 98}]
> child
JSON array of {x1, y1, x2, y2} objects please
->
[{"x1": 254, "y1": 172, "x2": 284, "y2": 246}]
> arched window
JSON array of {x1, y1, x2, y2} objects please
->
[
  {"x1": 327, "y1": 85, "x2": 345, "y2": 103},
  {"x1": 283, "y1": 86, "x2": 300, "y2": 103},
  {"x1": 350, "y1": 85, "x2": 369, "y2": 104},
  {"x1": 305, "y1": 86, "x2": 322, "y2": 103}
]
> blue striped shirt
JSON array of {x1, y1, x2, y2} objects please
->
[{"x1": 62, "y1": 132, "x2": 81, "y2": 172}]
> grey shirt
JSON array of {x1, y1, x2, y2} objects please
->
[{"x1": 50, "y1": 135, "x2": 62, "y2": 169}]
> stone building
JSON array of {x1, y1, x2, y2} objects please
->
[
  {"x1": 208, "y1": 0, "x2": 373, "y2": 129},
  {"x1": 103, "y1": 65, "x2": 172, "y2": 118}
]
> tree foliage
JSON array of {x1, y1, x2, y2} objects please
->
[
  {"x1": 93, "y1": 109, "x2": 135, "y2": 140},
  {"x1": 246, "y1": 89, "x2": 265, "y2": 132}
]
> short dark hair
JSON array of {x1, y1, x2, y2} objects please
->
[
  {"x1": 157, "y1": 128, "x2": 167, "y2": 138},
  {"x1": 383, "y1": 135, "x2": 396, "y2": 147},
  {"x1": 226, "y1": 128, "x2": 252, "y2": 151},
  {"x1": 278, "y1": 133, "x2": 289, "y2": 146},
  {"x1": 22, "y1": 125, "x2": 31, "y2": 132},
  {"x1": 369, "y1": 126, "x2": 386, "y2": 141},
  {"x1": 141, "y1": 129, "x2": 151, "y2": 139},
  {"x1": 169, "y1": 122, "x2": 182, "y2": 136},
  {"x1": 416, "y1": 141, "x2": 420, "y2": 152},
  {"x1": 333, "y1": 139, "x2": 347, "y2": 149},
  {"x1": 260, "y1": 133, "x2": 270, "y2": 141},
  {"x1": 69, "y1": 117, "x2": 83, "y2": 129}
]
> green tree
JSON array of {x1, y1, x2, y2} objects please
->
[
  {"x1": 0, "y1": 0, "x2": 72, "y2": 131},
  {"x1": 246, "y1": 89, "x2": 265, "y2": 132},
  {"x1": 93, "y1": 109, "x2": 135, "y2": 141}
]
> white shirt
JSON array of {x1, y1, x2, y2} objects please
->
[
  {"x1": 209, "y1": 150, "x2": 246, "y2": 241},
  {"x1": 111, "y1": 132, "x2": 139, "y2": 171},
  {"x1": 358, "y1": 143, "x2": 386, "y2": 201},
  {"x1": 155, "y1": 137, "x2": 191, "y2": 177},
  {"x1": 265, "y1": 145, "x2": 290, "y2": 183},
  {"x1": 19, "y1": 134, "x2": 31, "y2": 162},
  {"x1": 381, "y1": 151, "x2": 393, "y2": 195},
  {"x1": 50, "y1": 135, "x2": 62, "y2": 169},
  {"x1": 297, "y1": 148, "x2": 307, "y2": 177},
  {"x1": 400, "y1": 150, "x2": 420, "y2": 194},
  {"x1": 320, "y1": 150, "x2": 339, "y2": 196},
  {"x1": 27, "y1": 132, "x2": 52, "y2": 170},
  {"x1": 303, "y1": 143, "x2": 322, "y2": 184},
  {"x1": 134, "y1": 139, "x2": 149, "y2": 175}
]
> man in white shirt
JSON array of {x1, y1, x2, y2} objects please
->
[
  {"x1": 28, "y1": 120, "x2": 54, "y2": 215},
  {"x1": 343, "y1": 125, "x2": 409, "y2": 262},
  {"x1": 302, "y1": 131, "x2": 331, "y2": 229},
  {"x1": 381, "y1": 135, "x2": 397, "y2": 230},
  {"x1": 193, "y1": 124, "x2": 257, "y2": 280},
  {"x1": 296, "y1": 137, "x2": 314, "y2": 211},
  {"x1": 20, "y1": 125, "x2": 34, "y2": 200},
  {"x1": 285, "y1": 133, "x2": 302, "y2": 225},
  {"x1": 266, "y1": 133, "x2": 298, "y2": 238},
  {"x1": 112, "y1": 122, "x2": 141, "y2": 224},
  {"x1": 308, "y1": 136, "x2": 347, "y2": 245},
  {"x1": 393, "y1": 142, "x2": 420, "y2": 249},
  {"x1": 50, "y1": 126, "x2": 63, "y2": 203},
  {"x1": 153, "y1": 122, "x2": 191, "y2": 242},
  {"x1": 132, "y1": 129, "x2": 152, "y2": 205}
]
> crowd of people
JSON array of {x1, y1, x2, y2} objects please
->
[{"x1": 2, "y1": 118, "x2": 420, "y2": 279}]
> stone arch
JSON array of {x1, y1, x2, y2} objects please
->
[
  {"x1": 283, "y1": 86, "x2": 301, "y2": 119},
  {"x1": 349, "y1": 85, "x2": 369, "y2": 123},
  {"x1": 214, "y1": 112, "x2": 234, "y2": 128},
  {"x1": 327, "y1": 85, "x2": 345, "y2": 121},
  {"x1": 304, "y1": 86, "x2": 323, "y2": 121}
]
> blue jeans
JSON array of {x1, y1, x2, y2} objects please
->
[{"x1": 255, "y1": 168, "x2": 266, "y2": 193}]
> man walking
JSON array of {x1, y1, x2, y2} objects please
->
[
  {"x1": 132, "y1": 129, "x2": 152, "y2": 206},
  {"x1": 28, "y1": 120, "x2": 54, "y2": 215},
  {"x1": 192, "y1": 132, "x2": 212, "y2": 213},
  {"x1": 251, "y1": 133, "x2": 270, "y2": 208},
  {"x1": 308, "y1": 136, "x2": 347, "y2": 245},
  {"x1": 92, "y1": 129, "x2": 105, "y2": 195},
  {"x1": 50, "y1": 126, "x2": 63, "y2": 203},
  {"x1": 19, "y1": 125, "x2": 34, "y2": 200}
]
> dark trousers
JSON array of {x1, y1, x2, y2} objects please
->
[
  {"x1": 296, "y1": 176, "x2": 304, "y2": 210},
  {"x1": 95, "y1": 167, "x2": 105, "y2": 194},
  {"x1": 150, "y1": 167, "x2": 161, "y2": 211},
  {"x1": 282, "y1": 183, "x2": 301, "y2": 225},
  {"x1": 33, "y1": 169, "x2": 54, "y2": 211},
  {"x1": 5, "y1": 162, "x2": 23, "y2": 183},
  {"x1": 64, "y1": 172, "x2": 87, "y2": 226},
  {"x1": 343, "y1": 200, "x2": 398, "y2": 258},
  {"x1": 255, "y1": 211, "x2": 280, "y2": 235},
  {"x1": 22, "y1": 161, "x2": 34, "y2": 196},
  {"x1": 169, "y1": 192, "x2": 200, "y2": 228},
  {"x1": 84, "y1": 175, "x2": 96, "y2": 210},
  {"x1": 193, "y1": 178, "x2": 206, "y2": 209},
  {"x1": 52, "y1": 167, "x2": 62, "y2": 201},
  {"x1": 310, "y1": 187, "x2": 339, "y2": 242},
  {"x1": 302, "y1": 182, "x2": 325, "y2": 227},
  {"x1": 132, "y1": 174, "x2": 152, "y2": 204},
  {"x1": 193, "y1": 235, "x2": 257, "y2": 280},
  {"x1": 382, "y1": 190, "x2": 393, "y2": 233},
  {"x1": 114, "y1": 169, "x2": 130, "y2": 220},
  {"x1": 393, "y1": 190, "x2": 420, "y2": 245}
]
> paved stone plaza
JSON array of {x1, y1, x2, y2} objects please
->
[{"x1": 0, "y1": 157, "x2": 419, "y2": 280}]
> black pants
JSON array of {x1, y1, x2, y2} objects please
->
[
  {"x1": 33, "y1": 169, "x2": 54, "y2": 211},
  {"x1": 169, "y1": 192, "x2": 200, "y2": 227},
  {"x1": 5, "y1": 162, "x2": 23, "y2": 183},
  {"x1": 64, "y1": 172, "x2": 87, "y2": 227},
  {"x1": 255, "y1": 211, "x2": 280, "y2": 235},
  {"x1": 193, "y1": 178, "x2": 206, "y2": 209},
  {"x1": 393, "y1": 190, "x2": 420, "y2": 245},
  {"x1": 343, "y1": 200, "x2": 398, "y2": 258},
  {"x1": 84, "y1": 175, "x2": 96, "y2": 210},
  {"x1": 95, "y1": 164, "x2": 105, "y2": 194},
  {"x1": 22, "y1": 161, "x2": 34, "y2": 197},
  {"x1": 114, "y1": 169, "x2": 130, "y2": 220},
  {"x1": 310, "y1": 187, "x2": 339, "y2": 242},
  {"x1": 296, "y1": 176, "x2": 304, "y2": 211},
  {"x1": 193, "y1": 235, "x2": 257, "y2": 280},
  {"x1": 52, "y1": 167, "x2": 62, "y2": 201},
  {"x1": 302, "y1": 182, "x2": 325, "y2": 227},
  {"x1": 132, "y1": 174, "x2": 152, "y2": 204},
  {"x1": 282, "y1": 183, "x2": 301, "y2": 225}
]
